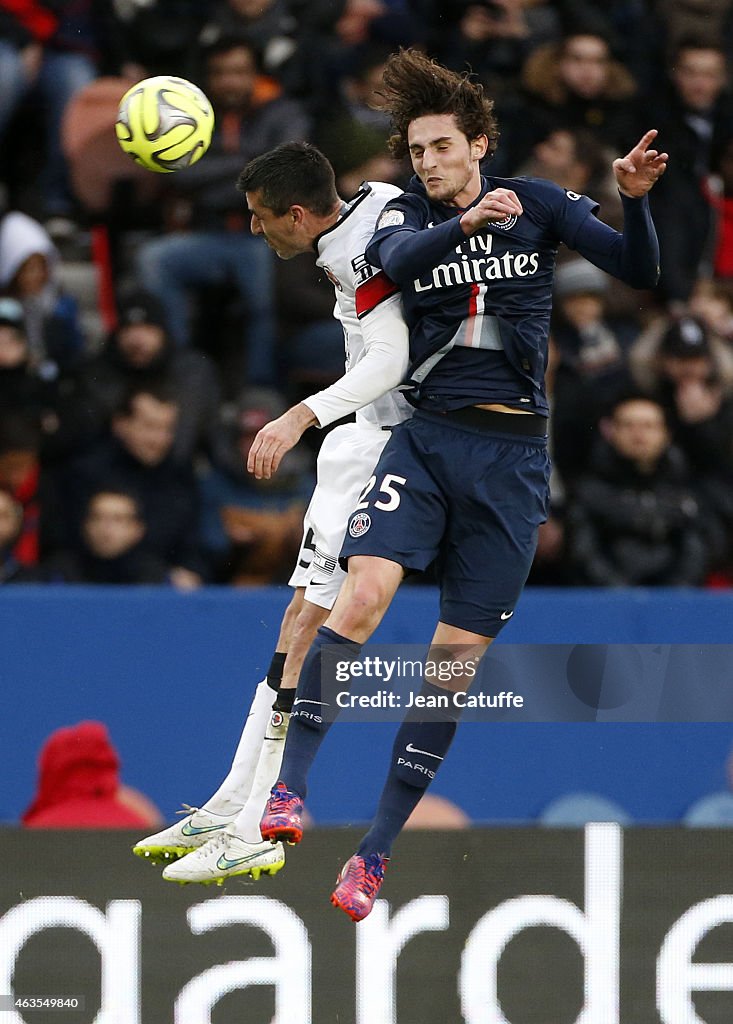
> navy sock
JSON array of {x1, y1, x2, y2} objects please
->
[
  {"x1": 358, "y1": 681, "x2": 461, "y2": 858},
  {"x1": 278, "y1": 626, "x2": 361, "y2": 798}
]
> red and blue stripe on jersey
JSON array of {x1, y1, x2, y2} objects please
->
[
  {"x1": 354, "y1": 269, "x2": 399, "y2": 320},
  {"x1": 366, "y1": 175, "x2": 601, "y2": 414}
]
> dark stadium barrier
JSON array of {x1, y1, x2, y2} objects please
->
[{"x1": 1, "y1": 826, "x2": 732, "y2": 1024}]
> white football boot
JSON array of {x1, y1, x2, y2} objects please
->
[
  {"x1": 132, "y1": 806, "x2": 234, "y2": 865},
  {"x1": 162, "y1": 828, "x2": 285, "y2": 885}
]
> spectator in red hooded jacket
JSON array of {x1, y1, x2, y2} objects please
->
[{"x1": 22, "y1": 720, "x2": 161, "y2": 828}]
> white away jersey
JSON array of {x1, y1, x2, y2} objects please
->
[{"x1": 309, "y1": 182, "x2": 412, "y2": 430}]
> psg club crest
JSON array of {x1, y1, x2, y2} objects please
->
[
  {"x1": 349, "y1": 512, "x2": 372, "y2": 538},
  {"x1": 493, "y1": 213, "x2": 518, "y2": 231}
]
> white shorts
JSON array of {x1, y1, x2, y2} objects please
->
[{"x1": 289, "y1": 422, "x2": 391, "y2": 609}]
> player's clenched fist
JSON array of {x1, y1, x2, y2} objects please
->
[
  {"x1": 614, "y1": 129, "x2": 668, "y2": 198},
  {"x1": 460, "y1": 187, "x2": 523, "y2": 234}
]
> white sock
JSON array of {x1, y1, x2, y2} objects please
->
[
  {"x1": 202, "y1": 679, "x2": 276, "y2": 816},
  {"x1": 234, "y1": 710, "x2": 290, "y2": 843}
]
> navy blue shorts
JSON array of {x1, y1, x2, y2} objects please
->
[{"x1": 340, "y1": 410, "x2": 550, "y2": 637}]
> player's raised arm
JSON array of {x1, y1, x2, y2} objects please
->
[
  {"x1": 613, "y1": 129, "x2": 668, "y2": 198},
  {"x1": 568, "y1": 131, "x2": 668, "y2": 289}
]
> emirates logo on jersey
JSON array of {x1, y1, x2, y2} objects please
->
[{"x1": 414, "y1": 233, "x2": 540, "y2": 292}]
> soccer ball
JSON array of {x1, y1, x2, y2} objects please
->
[{"x1": 115, "y1": 76, "x2": 214, "y2": 173}]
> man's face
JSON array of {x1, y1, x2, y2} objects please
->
[
  {"x1": 673, "y1": 48, "x2": 726, "y2": 111},
  {"x1": 247, "y1": 190, "x2": 312, "y2": 259},
  {"x1": 13, "y1": 253, "x2": 48, "y2": 297},
  {"x1": 558, "y1": 35, "x2": 610, "y2": 99},
  {"x1": 0, "y1": 450, "x2": 36, "y2": 492},
  {"x1": 0, "y1": 326, "x2": 28, "y2": 368},
  {"x1": 610, "y1": 400, "x2": 669, "y2": 464},
  {"x1": 0, "y1": 490, "x2": 21, "y2": 549},
  {"x1": 117, "y1": 323, "x2": 166, "y2": 368},
  {"x1": 83, "y1": 492, "x2": 145, "y2": 559},
  {"x1": 113, "y1": 394, "x2": 178, "y2": 466},
  {"x1": 407, "y1": 113, "x2": 487, "y2": 207},
  {"x1": 534, "y1": 130, "x2": 576, "y2": 176},
  {"x1": 660, "y1": 353, "x2": 713, "y2": 386},
  {"x1": 206, "y1": 46, "x2": 257, "y2": 110}
]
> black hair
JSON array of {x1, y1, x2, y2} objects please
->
[
  {"x1": 85, "y1": 484, "x2": 144, "y2": 521},
  {"x1": 113, "y1": 383, "x2": 179, "y2": 419},
  {"x1": 376, "y1": 48, "x2": 499, "y2": 160},
  {"x1": 672, "y1": 35, "x2": 727, "y2": 65},
  {"x1": 202, "y1": 31, "x2": 261, "y2": 70},
  {"x1": 236, "y1": 142, "x2": 339, "y2": 217},
  {"x1": 606, "y1": 390, "x2": 669, "y2": 427}
]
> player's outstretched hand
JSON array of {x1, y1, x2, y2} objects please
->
[
  {"x1": 247, "y1": 403, "x2": 317, "y2": 480},
  {"x1": 613, "y1": 130, "x2": 668, "y2": 198},
  {"x1": 459, "y1": 187, "x2": 523, "y2": 235}
]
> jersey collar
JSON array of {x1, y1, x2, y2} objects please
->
[{"x1": 312, "y1": 181, "x2": 373, "y2": 253}]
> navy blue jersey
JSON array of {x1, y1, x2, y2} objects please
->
[{"x1": 366, "y1": 175, "x2": 658, "y2": 415}]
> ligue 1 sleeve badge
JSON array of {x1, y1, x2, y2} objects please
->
[
  {"x1": 377, "y1": 209, "x2": 405, "y2": 229},
  {"x1": 349, "y1": 512, "x2": 372, "y2": 538}
]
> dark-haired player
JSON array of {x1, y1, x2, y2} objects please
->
[
  {"x1": 134, "y1": 143, "x2": 412, "y2": 884},
  {"x1": 260, "y1": 48, "x2": 667, "y2": 920}
]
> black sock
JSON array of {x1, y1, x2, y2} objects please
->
[
  {"x1": 273, "y1": 687, "x2": 295, "y2": 714},
  {"x1": 266, "y1": 651, "x2": 287, "y2": 692},
  {"x1": 358, "y1": 681, "x2": 461, "y2": 858},
  {"x1": 278, "y1": 626, "x2": 361, "y2": 798}
]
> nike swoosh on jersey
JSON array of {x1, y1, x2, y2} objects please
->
[
  {"x1": 180, "y1": 820, "x2": 225, "y2": 837},
  {"x1": 405, "y1": 743, "x2": 444, "y2": 760},
  {"x1": 500, "y1": 611, "x2": 514, "y2": 620},
  {"x1": 293, "y1": 698, "x2": 330, "y2": 706}
]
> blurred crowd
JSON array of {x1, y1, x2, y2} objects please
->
[{"x1": 1, "y1": 0, "x2": 733, "y2": 588}]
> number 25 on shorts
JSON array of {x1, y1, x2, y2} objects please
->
[{"x1": 355, "y1": 474, "x2": 407, "y2": 512}]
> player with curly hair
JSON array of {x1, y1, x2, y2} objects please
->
[{"x1": 259, "y1": 48, "x2": 667, "y2": 921}]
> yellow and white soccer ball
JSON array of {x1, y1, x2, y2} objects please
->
[{"x1": 115, "y1": 76, "x2": 214, "y2": 173}]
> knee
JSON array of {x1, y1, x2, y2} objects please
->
[
  {"x1": 289, "y1": 604, "x2": 329, "y2": 658},
  {"x1": 340, "y1": 568, "x2": 392, "y2": 625},
  {"x1": 295, "y1": 601, "x2": 329, "y2": 636}
]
